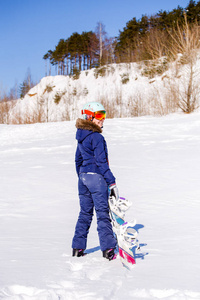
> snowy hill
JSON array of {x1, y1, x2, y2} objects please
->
[
  {"x1": 1, "y1": 112, "x2": 200, "y2": 299},
  {"x1": 10, "y1": 56, "x2": 200, "y2": 124},
  {"x1": 12, "y1": 63, "x2": 151, "y2": 123}
]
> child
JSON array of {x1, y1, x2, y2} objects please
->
[{"x1": 72, "y1": 102, "x2": 119, "y2": 260}]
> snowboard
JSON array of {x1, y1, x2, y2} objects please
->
[{"x1": 109, "y1": 196, "x2": 139, "y2": 270}]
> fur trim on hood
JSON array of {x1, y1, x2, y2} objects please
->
[{"x1": 76, "y1": 118, "x2": 102, "y2": 133}]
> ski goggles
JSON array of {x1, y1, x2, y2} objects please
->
[
  {"x1": 94, "y1": 110, "x2": 106, "y2": 120},
  {"x1": 82, "y1": 110, "x2": 106, "y2": 120}
]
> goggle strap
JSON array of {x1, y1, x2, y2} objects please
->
[{"x1": 81, "y1": 109, "x2": 95, "y2": 117}]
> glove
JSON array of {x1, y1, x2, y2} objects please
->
[{"x1": 109, "y1": 183, "x2": 119, "y2": 201}]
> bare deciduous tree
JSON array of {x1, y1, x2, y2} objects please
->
[{"x1": 167, "y1": 14, "x2": 200, "y2": 113}]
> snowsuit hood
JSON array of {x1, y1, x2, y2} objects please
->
[
  {"x1": 75, "y1": 118, "x2": 102, "y2": 143},
  {"x1": 76, "y1": 118, "x2": 102, "y2": 133}
]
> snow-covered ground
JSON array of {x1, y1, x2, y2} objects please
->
[{"x1": 0, "y1": 112, "x2": 200, "y2": 299}]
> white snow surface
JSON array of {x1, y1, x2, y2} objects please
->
[{"x1": 1, "y1": 113, "x2": 200, "y2": 299}]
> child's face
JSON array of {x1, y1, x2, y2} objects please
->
[{"x1": 93, "y1": 117, "x2": 105, "y2": 128}]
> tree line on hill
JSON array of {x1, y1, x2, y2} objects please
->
[
  {"x1": 43, "y1": 23, "x2": 115, "y2": 76},
  {"x1": 43, "y1": 0, "x2": 200, "y2": 75}
]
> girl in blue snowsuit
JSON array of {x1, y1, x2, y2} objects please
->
[{"x1": 72, "y1": 103, "x2": 118, "y2": 260}]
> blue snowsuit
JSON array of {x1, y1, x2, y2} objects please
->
[{"x1": 72, "y1": 118, "x2": 117, "y2": 252}]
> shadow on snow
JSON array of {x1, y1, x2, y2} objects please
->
[
  {"x1": 84, "y1": 223, "x2": 148, "y2": 261},
  {"x1": 132, "y1": 223, "x2": 148, "y2": 260}
]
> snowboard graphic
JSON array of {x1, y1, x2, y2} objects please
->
[{"x1": 108, "y1": 196, "x2": 139, "y2": 269}]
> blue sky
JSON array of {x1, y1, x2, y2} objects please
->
[{"x1": 0, "y1": 0, "x2": 190, "y2": 95}]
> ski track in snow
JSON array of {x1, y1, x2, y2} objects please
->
[{"x1": 1, "y1": 114, "x2": 200, "y2": 299}]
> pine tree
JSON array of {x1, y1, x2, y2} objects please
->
[
  {"x1": 186, "y1": 0, "x2": 197, "y2": 22},
  {"x1": 43, "y1": 50, "x2": 53, "y2": 76}
]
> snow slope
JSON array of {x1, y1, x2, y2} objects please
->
[
  {"x1": 0, "y1": 112, "x2": 200, "y2": 299},
  {"x1": 10, "y1": 60, "x2": 187, "y2": 124},
  {"x1": 11, "y1": 63, "x2": 152, "y2": 122}
]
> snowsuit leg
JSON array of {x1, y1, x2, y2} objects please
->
[
  {"x1": 72, "y1": 173, "x2": 116, "y2": 251},
  {"x1": 72, "y1": 176, "x2": 94, "y2": 250}
]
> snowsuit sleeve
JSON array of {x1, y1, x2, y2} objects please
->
[
  {"x1": 75, "y1": 144, "x2": 83, "y2": 176},
  {"x1": 92, "y1": 132, "x2": 115, "y2": 186}
]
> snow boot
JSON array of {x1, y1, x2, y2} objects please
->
[
  {"x1": 72, "y1": 248, "x2": 85, "y2": 257},
  {"x1": 103, "y1": 248, "x2": 116, "y2": 260}
]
